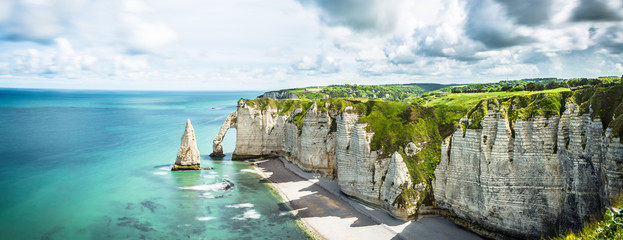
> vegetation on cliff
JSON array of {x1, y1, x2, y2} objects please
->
[
  {"x1": 571, "y1": 85, "x2": 623, "y2": 140},
  {"x1": 259, "y1": 83, "x2": 454, "y2": 102},
  {"x1": 243, "y1": 97, "x2": 462, "y2": 188},
  {"x1": 551, "y1": 193, "x2": 623, "y2": 240},
  {"x1": 445, "y1": 85, "x2": 623, "y2": 142}
]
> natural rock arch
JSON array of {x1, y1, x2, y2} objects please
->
[{"x1": 210, "y1": 111, "x2": 237, "y2": 157}]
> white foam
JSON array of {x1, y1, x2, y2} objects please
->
[
  {"x1": 158, "y1": 167, "x2": 171, "y2": 171},
  {"x1": 196, "y1": 217, "x2": 216, "y2": 221},
  {"x1": 201, "y1": 192, "x2": 215, "y2": 199},
  {"x1": 231, "y1": 209, "x2": 261, "y2": 220},
  {"x1": 178, "y1": 182, "x2": 229, "y2": 191},
  {"x1": 225, "y1": 203, "x2": 254, "y2": 208},
  {"x1": 153, "y1": 172, "x2": 168, "y2": 175},
  {"x1": 240, "y1": 169, "x2": 260, "y2": 175}
]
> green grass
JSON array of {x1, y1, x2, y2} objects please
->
[
  {"x1": 550, "y1": 193, "x2": 623, "y2": 240},
  {"x1": 423, "y1": 88, "x2": 571, "y2": 110},
  {"x1": 269, "y1": 83, "x2": 454, "y2": 102},
  {"x1": 422, "y1": 88, "x2": 572, "y2": 134},
  {"x1": 242, "y1": 97, "x2": 368, "y2": 131},
  {"x1": 570, "y1": 85, "x2": 623, "y2": 140}
]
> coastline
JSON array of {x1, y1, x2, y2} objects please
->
[
  {"x1": 253, "y1": 157, "x2": 482, "y2": 240},
  {"x1": 253, "y1": 158, "x2": 397, "y2": 240},
  {"x1": 253, "y1": 160, "x2": 323, "y2": 240}
]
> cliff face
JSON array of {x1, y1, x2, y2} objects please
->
[
  {"x1": 433, "y1": 101, "x2": 623, "y2": 239},
  {"x1": 257, "y1": 90, "x2": 297, "y2": 99},
  {"x1": 335, "y1": 108, "x2": 417, "y2": 218},
  {"x1": 213, "y1": 87, "x2": 623, "y2": 237},
  {"x1": 212, "y1": 100, "x2": 415, "y2": 218}
]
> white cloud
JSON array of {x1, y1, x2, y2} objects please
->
[
  {"x1": 120, "y1": 14, "x2": 176, "y2": 53},
  {"x1": 9, "y1": 37, "x2": 96, "y2": 76},
  {"x1": 114, "y1": 56, "x2": 150, "y2": 75},
  {"x1": 0, "y1": 0, "x2": 622, "y2": 90},
  {"x1": 291, "y1": 54, "x2": 341, "y2": 74},
  {"x1": 119, "y1": 0, "x2": 176, "y2": 53}
]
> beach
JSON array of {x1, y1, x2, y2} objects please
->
[{"x1": 255, "y1": 158, "x2": 483, "y2": 240}]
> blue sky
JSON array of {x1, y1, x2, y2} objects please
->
[{"x1": 0, "y1": 0, "x2": 622, "y2": 90}]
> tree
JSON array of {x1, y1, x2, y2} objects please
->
[
  {"x1": 545, "y1": 81, "x2": 559, "y2": 89},
  {"x1": 535, "y1": 84, "x2": 545, "y2": 91},
  {"x1": 511, "y1": 85, "x2": 525, "y2": 91},
  {"x1": 567, "y1": 79, "x2": 579, "y2": 87},
  {"x1": 526, "y1": 82, "x2": 538, "y2": 91}
]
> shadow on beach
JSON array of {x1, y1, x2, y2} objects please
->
[
  {"x1": 256, "y1": 157, "x2": 483, "y2": 240},
  {"x1": 257, "y1": 158, "x2": 380, "y2": 229}
]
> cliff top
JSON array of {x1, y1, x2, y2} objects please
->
[{"x1": 444, "y1": 85, "x2": 623, "y2": 141}]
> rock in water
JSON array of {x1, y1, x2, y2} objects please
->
[{"x1": 172, "y1": 119, "x2": 201, "y2": 171}]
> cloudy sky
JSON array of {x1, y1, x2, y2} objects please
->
[{"x1": 0, "y1": 0, "x2": 622, "y2": 90}]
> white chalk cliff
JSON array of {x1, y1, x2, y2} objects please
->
[
  {"x1": 433, "y1": 101, "x2": 623, "y2": 239},
  {"x1": 172, "y1": 119, "x2": 201, "y2": 171},
  {"x1": 211, "y1": 101, "x2": 415, "y2": 218},
  {"x1": 211, "y1": 93, "x2": 623, "y2": 238}
]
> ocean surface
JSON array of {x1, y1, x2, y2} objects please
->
[{"x1": 0, "y1": 89, "x2": 311, "y2": 239}]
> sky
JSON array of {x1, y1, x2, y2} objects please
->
[{"x1": 0, "y1": 0, "x2": 622, "y2": 90}]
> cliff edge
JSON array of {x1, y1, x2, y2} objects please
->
[{"x1": 434, "y1": 87, "x2": 623, "y2": 239}]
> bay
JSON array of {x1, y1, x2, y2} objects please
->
[{"x1": 0, "y1": 89, "x2": 310, "y2": 239}]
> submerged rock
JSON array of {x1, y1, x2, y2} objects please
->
[{"x1": 172, "y1": 119, "x2": 201, "y2": 171}]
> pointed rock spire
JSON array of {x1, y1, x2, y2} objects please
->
[{"x1": 172, "y1": 119, "x2": 201, "y2": 170}]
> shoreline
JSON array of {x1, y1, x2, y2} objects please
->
[
  {"x1": 253, "y1": 157, "x2": 483, "y2": 240},
  {"x1": 253, "y1": 160, "x2": 324, "y2": 240},
  {"x1": 253, "y1": 158, "x2": 398, "y2": 239}
]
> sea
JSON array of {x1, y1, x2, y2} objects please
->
[{"x1": 0, "y1": 89, "x2": 312, "y2": 239}]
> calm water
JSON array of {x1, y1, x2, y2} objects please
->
[{"x1": 0, "y1": 89, "x2": 311, "y2": 239}]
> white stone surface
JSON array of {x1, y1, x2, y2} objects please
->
[
  {"x1": 210, "y1": 111, "x2": 237, "y2": 157},
  {"x1": 172, "y1": 119, "x2": 201, "y2": 170},
  {"x1": 212, "y1": 101, "x2": 415, "y2": 218},
  {"x1": 433, "y1": 102, "x2": 623, "y2": 239}
]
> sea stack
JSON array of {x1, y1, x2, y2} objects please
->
[{"x1": 172, "y1": 119, "x2": 201, "y2": 171}]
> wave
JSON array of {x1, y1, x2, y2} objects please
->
[
  {"x1": 178, "y1": 180, "x2": 234, "y2": 191},
  {"x1": 225, "y1": 203, "x2": 254, "y2": 208},
  {"x1": 231, "y1": 209, "x2": 261, "y2": 220},
  {"x1": 154, "y1": 164, "x2": 173, "y2": 170},
  {"x1": 153, "y1": 172, "x2": 168, "y2": 175},
  {"x1": 239, "y1": 169, "x2": 260, "y2": 175},
  {"x1": 196, "y1": 217, "x2": 216, "y2": 221}
]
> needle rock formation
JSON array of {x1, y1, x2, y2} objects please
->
[{"x1": 172, "y1": 119, "x2": 201, "y2": 171}]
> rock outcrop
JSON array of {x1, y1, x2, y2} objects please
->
[
  {"x1": 211, "y1": 100, "x2": 415, "y2": 218},
  {"x1": 172, "y1": 119, "x2": 201, "y2": 171},
  {"x1": 433, "y1": 101, "x2": 623, "y2": 239},
  {"x1": 257, "y1": 90, "x2": 297, "y2": 99},
  {"x1": 210, "y1": 111, "x2": 237, "y2": 158},
  {"x1": 335, "y1": 109, "x2": 417, "y2": 218}
]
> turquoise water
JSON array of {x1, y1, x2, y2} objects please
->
[{"x1": 0, "y1": 89, "x2": 310, "y2": 239}]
